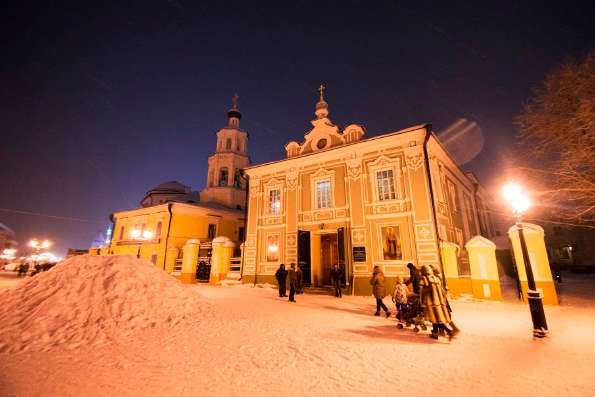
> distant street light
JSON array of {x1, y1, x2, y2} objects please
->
[
  {"x1": 1, "y1": 248, "x2": 17, "y2": 261},
  {"x1": 502, "y1": 183, "x2": 548, "y2": 338},
  {"x1": 130, "y1": 228, "x2": 153, "y2": 258},
  {"x1": 28, "y1": 239, "x2": 52, "y2": 254}
]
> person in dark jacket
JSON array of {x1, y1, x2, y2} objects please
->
[
  {"x1": 275, "y1": 264, "x2": 288, "y2": 297},
  {"x1": 370, "y1": 265, "x2": 391, "y2": 317},
  {"x1": 405, "y1": 262, "x2": 421, "y2": 294},
  {"x1": 288, "y1": 263, "x2": 298, "y2": 302},
  {"x1": 330, "y1": 263, "x2": 343, "y2": 298},
  {"x1": 295, "y1": 264, "x2": 304, "y2": 294}
]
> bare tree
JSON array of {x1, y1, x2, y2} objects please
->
[{"x1": 515, "y1": 53, "x2": 595, "y2": 224}]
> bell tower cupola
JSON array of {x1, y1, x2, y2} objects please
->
[
  {"x1": 201, "y1": 94, "x2": 250, "y2": 209},
  {"x1": 227, "y1": 93, "x2": 241, "y2": 128}
]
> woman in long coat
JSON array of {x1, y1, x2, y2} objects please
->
[
  {"x1": 419, "y1": 265, "x2": 453, "y2": 339},
  {"x1": 370, "y1": 265, "x2": 391, "y2": 317}
]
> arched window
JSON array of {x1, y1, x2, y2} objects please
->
[
  {"x1": 237, "y1": 139, "x2": 241, "y2": 151},
  {"x1": 219, "y1": 168, "x2": 228, "y2": 187},
  {"x1": 226, "y1": 138, "x2": 232, "y2": 150},
  {"x1": 233, "y1": 169, "x2": 242, "y2": 188},
  {"x1": 155, "y1": 221, "x2": 162, "y2": 237}
]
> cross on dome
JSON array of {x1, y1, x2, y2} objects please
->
[
  {"x1": 232, "y1": 93, "x2": 239, "y2": 110},
  {"x1": 318, "y1": 84, "x2": 325, "y2": 102},
  {"x1": 315, "y1": 83, "x2": 329, "y2": 119}
]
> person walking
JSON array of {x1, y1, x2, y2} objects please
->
[
  {"x1": 430, "y1": 264, "x2": 460, "y2": 336},
  {"x1": 275, "y1": 264, "x2": 288, "y2": 297},
  {"x1": 420, "y1": 265, "x2": 453, "y2": 339},
  {"x1": 392, "y1": 275, "x2": 409, "y2": 325},
  {"x1": 288, "y1": 263, "x2": 298, "y2": 302},
  {"x1": 330, "y1": 263, "x2": 343, "y2": 298},
  {"x1": 296, "y1": 264, "x2": 304, "y2": 294},
  {"x1": 370, "y1": 265, "x2": 391, "y2": 317},
  {"x1": 405, "y1": 262, "x2": 421, "y2": 294}
]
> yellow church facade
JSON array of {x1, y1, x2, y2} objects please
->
[
  {"x1": 98, "y1": 98, "x2": 249, "y2": 282},
  {"x1": 242, "y1": 88, "x2": 495, "y2": 295},
  {"x1": 109, "y1": 201, "x2": 244, "y2": 274}
]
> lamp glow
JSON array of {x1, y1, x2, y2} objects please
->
[{"x1": 502, "y1": 183, "x2": 531, "y2": 217}]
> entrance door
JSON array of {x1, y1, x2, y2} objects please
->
[
  {"x1": 298, "y1": 231, "x2": 311, "y2": 286},
  {"x1": 337, "y1": 227, "x2": 346, "y2": 287},
  {"x1": 319, "y1": 233, "x2": 338, "y2": 286}
]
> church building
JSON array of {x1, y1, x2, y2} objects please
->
[
  {"x1": 242, "y1": 86, "x2": 495, "y2": 295},
  {"x1": 104, "y1": 98, "x2": 249, "y2": 281}
]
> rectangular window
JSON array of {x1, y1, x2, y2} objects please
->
[
  {"x1": 380, "y1": 225, "x2": 402, "y2": 260},
  {"x1": 150, "y1": 254, "x2": 158, "y2": 265},
  {"x1": 208, "y1": 224, "x2": 217, "y2": 239},
  {"x1": 315, "y1": 180, "x2": 332, "y2": 209},
  {"x1": 376, "y1": 169, "x2": 396, "y2": 201},
  {"x1": 269, "y1": 189, "x2": 281, "y2": 214},
  {"x1": 267, "y1": 234, "x2": 279, "y2": 262},
  {"x1": 448, "y1": 181, "x2": 459, "y2": 211},
  {"x1": 455, "y1": 228, "x2": 464, "y2": 247},
  {"x1": 238, "y1": 227, "x2": 245, "y2": 242},
  {"x1": 119, "y1": 226, "x2": 125, "y2": 240}
]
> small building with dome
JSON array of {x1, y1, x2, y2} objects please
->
[
  {"x1": 103, "y1": 98, "x2": 249, "y2": 281},
  {"x1": 140, "y1": 181, "x2": 199, "y2": 207}
]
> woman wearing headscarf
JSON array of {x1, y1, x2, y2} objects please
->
[{"x1": 370, "y1": 265, "x2": 391, "y2": 317}]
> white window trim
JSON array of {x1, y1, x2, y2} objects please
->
[
  {"x1": 447, "y1": 180, "x2": 459, "y2": 212},
  {"x1": 310, "y1": 168, "x2": 335, "y2": 210},
  {"x1": 368, "y1": 156, "x2": 403, "y2": 203},
  {"x1": 263, "y1": 178, "x2": 284, "y2": 216}
]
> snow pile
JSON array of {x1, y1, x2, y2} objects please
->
[{"x1": 0, "y1": 255, "x2": 207, "y2": 353}]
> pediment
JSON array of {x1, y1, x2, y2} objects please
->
[{"x1": 301, "y1": 117, "x2": 345, "y2": 154}]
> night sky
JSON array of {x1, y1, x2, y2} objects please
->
[{"x1": 2, "y1": 1, "x2": 593, "y2": 255}]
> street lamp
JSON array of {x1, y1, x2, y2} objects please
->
[
  {"x1": 28, "y1": 239, "x2": 52, "y2": 253},
  {"x1": 1, "y1": 248, "x2": 17, "y2": 261},
  {"x1": 502, "y1": 183, "x2": 548, "y2": 338},
  {"x1": 130, "y1": 229, "x2": 153, "y2": 258}
]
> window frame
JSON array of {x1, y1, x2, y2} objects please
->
[
  {"x1": 367, "y1": 156, "x2": 402, "y2": 203},
  {"x1": 207, "y1": 223, "x2": 217, "y2": 239},
  {"x1": 310, "y1": 168, "x2": 335, "y2": 211},
  {"x1": 268, "y1": 188, "x2": 282, "y2": 214},
  {"x1": 263, "y1": 178, "x2": 284, "y2": 216},
  {"x1": 315, "y1": 180, "x2": 332, "y2": 209}
]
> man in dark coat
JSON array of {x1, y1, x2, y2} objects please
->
[
  {"x1": 275, "y1": 264, "x2": 288, "y2": 297},
  {"x1": 296, "y1": 264, "x2": 304, "y2": 294},
  {"x1": 405, "y1": 262, "x2": 420, "y2": 295},
  {"x1": 370, "y1": 265, "x2": 391, "y2": 317},
  {"x1": 288, "y1": 263, "x2": 298, "y2": 302},
  {"x1": 330, "y1": 263, "x2": 343, "y2": 298}
]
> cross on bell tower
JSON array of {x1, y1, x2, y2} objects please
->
[
  {"x1": 318, "y1": 84, "x2": 325, "y2": 102},
  {"x1": 315, "y1": 83, "x2": 329, "y2": 119},
  {"x1": 201, "y1": 94, "x2": 250, "y2": 209}
]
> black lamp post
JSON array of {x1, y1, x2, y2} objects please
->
[{"x1": 503, "y1": 184, "x2": 548, "y2": 338}]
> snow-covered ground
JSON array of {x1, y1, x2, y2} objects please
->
[{"x1": 1, "y1": 258, "x2": 594, "y2": 397}]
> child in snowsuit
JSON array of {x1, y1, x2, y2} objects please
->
[{"x1": 392, "y1": 276, "x2": 408, "y2": 324}]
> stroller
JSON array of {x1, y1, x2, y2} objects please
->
[{"x1": 397, "y1": 294, "x2": 428, "y2": 333}]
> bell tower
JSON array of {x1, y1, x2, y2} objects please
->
[{"x1": 201, "y1": 94, "x2": 250, "y2": 209}]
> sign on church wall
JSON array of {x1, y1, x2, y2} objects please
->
[{"x1": 353, "y1": 246, "x2": 366, "y2": 262}]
